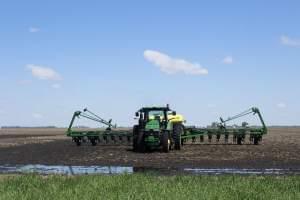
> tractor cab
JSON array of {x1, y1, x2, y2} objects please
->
[{"x1": 135, "y1": 105, "x2": 175, "y2": 131}]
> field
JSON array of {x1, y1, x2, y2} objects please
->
[
  {"x1": 0, "y1": 127, "x2": 299, "y2": 169},
  {"x1": 0, "y1": 127, "x2": 299, "y2": 199},
  {"x1": 0, "y1": 175, "x2": 299, "y2": 200}
]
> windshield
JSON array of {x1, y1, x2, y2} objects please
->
[
  {"x1": 149, "y1": 111, "x2": 164, "y2": 118},
  {"x1": 149, "y1": 110, "x2": 164, "y2": 120}
]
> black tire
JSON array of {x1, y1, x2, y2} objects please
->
[
  {"x1": 91, "y1": 138, "x2": 97, "y2": 146},
  {"x1": 132, "y1": 125, "x2": 139, "y2": 151},
  {"x1": 237, "y1": 136, "x2": 242, "y2": 145},
  {"x1": 162, "y1": 131, "x2": 170, "y2": 153},
  {"x1": 253, "y1": 137, "x2": 259, "y2": 145},
  {"x1": 200, "y1": 135, "x2": 204, "y2": 143},
  {"x1": 75, "y1": 138, "x2": 81, "y2": 146},
  {"x1": 173, "y1": 123, "x2": 183, "y2": 150},
  {"x1": 225, "y1": 134, "x2": 229, "y2": 143},
  {"x1": 137, "y1": 131, "x2": 146, "y2": 153}
]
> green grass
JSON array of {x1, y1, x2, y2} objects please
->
[{"x1": 0, "y1": 174, "x2": 299, "y2": 200}]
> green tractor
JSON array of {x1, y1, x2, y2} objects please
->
[{"x1": 133, "y1": 105, "x2": 185, "y2": 153}]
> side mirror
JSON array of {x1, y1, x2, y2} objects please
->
[
  {"x1": 172, "y1": 111, "x2": 176, "y2": 116},
  {"x1": 135, "y1": 112, "x2": 139, "y2": 117}
]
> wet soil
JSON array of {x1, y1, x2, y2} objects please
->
[{"x1": 0, "y1": 128, "x2": 299, "y2": 169}]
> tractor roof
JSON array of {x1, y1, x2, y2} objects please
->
[{"x1": 139, "y1": 106, "x2": 171, "y2": 112}]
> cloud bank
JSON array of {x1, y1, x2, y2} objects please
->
[{"x1": 144, "y1": 50, "x2": 208, "y2": 75}]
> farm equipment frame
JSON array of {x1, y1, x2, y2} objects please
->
[{"x1": 66, "y1": 105, "x2": 267, "y2": 152}]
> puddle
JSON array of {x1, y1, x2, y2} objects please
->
[
  {"x1": 0, "y1": 165, "x2": 299, "y2": 175},
  {"x1": 183, "y1": 168, "x2": 300, "y2": 175},
  {"x1": 0, "y1": 165, "x2": 133, "y2": 175}
]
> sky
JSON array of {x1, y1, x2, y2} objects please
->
[{"x1": 0, "y1": 0, "x2": 299, "y2": 127}]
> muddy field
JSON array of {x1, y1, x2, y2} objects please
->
[{"x1": 0, "y1": 128, "x2": 299, "y2": 169}]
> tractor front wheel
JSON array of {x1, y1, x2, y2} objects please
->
[{"x1": 162, "y1": 132, "x2": 170, "y2": 153}]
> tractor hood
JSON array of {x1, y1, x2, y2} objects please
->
[{"x1": 145, "y1": 120, "x2": 160, "y2": 131}]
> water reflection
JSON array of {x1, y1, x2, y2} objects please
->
[{"x1": 0, "y1": 165, "x2": 299, "y2": 175}]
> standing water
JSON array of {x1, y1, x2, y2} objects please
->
[{"x1": 0, "y1": 165, "x2": 300, "y2": 175}]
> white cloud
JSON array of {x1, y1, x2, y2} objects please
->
[
  {"x1": 144, "y1": 50, "x2": 208, "y2": 75},
  {"x1": 222, "y1": 56, "x2": 233, "y2": 64},
  {"x1": 26, "y1": 64, "x2": 62, "y2": 81},
  {"x1": 280, "y1": 35, "x2": 300, "y2": 47},
  {"x1": 277, "y1": 103, "x2": 287, "y2": 109},
  {"x1": 32, "y1": 113, "x2": 43, "y2": 119},
  {"x1": 29, "y1": 27, "x2": 40, "y2": 33},
  {"x1": 52, "y1": 83, "x2": 61, "y2": 89}
]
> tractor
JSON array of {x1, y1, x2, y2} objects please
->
[
  {"x1": 67, "y1": 106, "x2": 267, "y2": 150},
  {"x1": 132, "y1": 105, "x2": 185, "y2": 153}
]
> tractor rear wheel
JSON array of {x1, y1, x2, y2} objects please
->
[
  {"x1": 162, "y1": 131, "x2": 170, "y2": 153},
  {"x1": 132, "y1": 125, "x2": 139, "y2": 151},
  {"x1": 173, "y1": 123, "x2": 183, "y2": 150}
]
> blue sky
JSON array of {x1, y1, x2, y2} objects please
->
[{"x1": 0, "y1": 0, "x2": 299, "y2": 127}]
